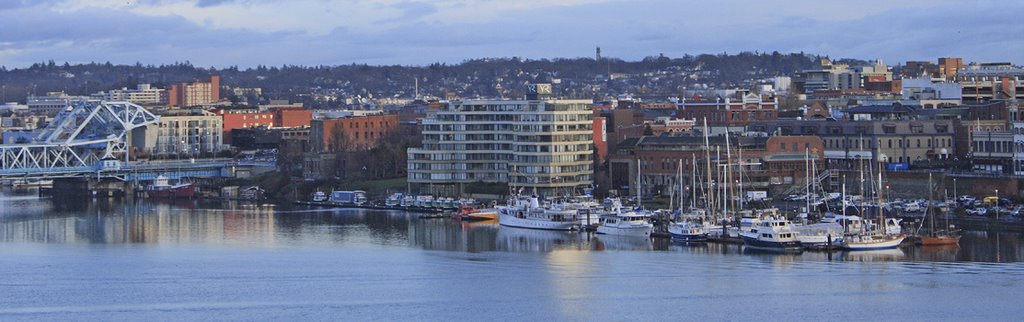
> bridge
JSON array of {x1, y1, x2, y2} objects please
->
[{"x1": 0, "y1": 101, "x2": 250, "y2": 182}]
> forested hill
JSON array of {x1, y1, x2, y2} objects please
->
[{"x1": 0, "y1": 52, "x2": 866, "y2": 105}]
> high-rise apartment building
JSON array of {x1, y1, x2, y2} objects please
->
[
  {"x1": 166, "y1": 75, "x2": 220, "y2": 107},
  {"x1": 407, "y1": 85, "x2": 594, "y2": 197}
]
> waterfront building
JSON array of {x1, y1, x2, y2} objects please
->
[
  {"x1": 132, "y1": 109, "x2": 224, "y2": 157},
  {"x1": 749, "y1": 119, "x2": 955, "y2": 170},
  {"x1": 304, "y1": 113, "x2": 401, "y2": 180},
  {"x1": 407, "y1": 85, "x2": 594, "y2": 197}
]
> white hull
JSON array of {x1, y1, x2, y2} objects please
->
[
  {"x1": 499, "y1": 213, "x2": 577, "y2": 231},
  {"x1": 596, "y1": 224, "x2": 652, "y2": 236},
  {"x1": 841, "y1": 234, "x2": 906, "y2": 250}
]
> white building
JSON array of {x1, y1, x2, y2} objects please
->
[
  {"x1": 407, "y1": 85, "x2": 594, "y2": 197},
  {"x1": 132, "y1": 110, "x2": 225, "y2": 157},
  {"x1": 92, "y1": 84, "x2": 165, "y2": 105},
  {"x1": 27, "y1": 92, "x2": 88, "y2": 116}
]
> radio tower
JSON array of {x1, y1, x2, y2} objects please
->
[{"x1": 596, "y1": 46, "x2": 602, "y2": 62}]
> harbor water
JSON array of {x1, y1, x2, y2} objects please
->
[{"x1": 2, "y1": 190, "x2": 1023, "y2": 321}]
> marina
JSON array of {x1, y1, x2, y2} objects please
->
[{"x1": 2, "y1": 190, "x2": 1024, "y2": 320}]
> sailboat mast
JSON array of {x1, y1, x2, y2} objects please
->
[
  {"x1": 725, "y1": 133, "x2": 732, "y2": 215},
  {"x1": 692, "y1": 154, "x2": 698, "y2": 209},
  {"x1": 637, "y1": 158, "x2": 642, "y2": 210},
  {"x1": 703, "y1": 118, "x2": 713, "y2": 216},
  {"x1": 878, "y1": 163, "x2": 884, "y2": 234},
  {"x1": 929, "y1": 172, "x2": 935, "y2": 236},
  {"x1": 805, "y1": 147, "x2": 811, "y2": 216},
  {"x1": 842, "y1": 175, "x2": 847, "y2": 233},
  {"x1": 678, "y1": 158, "x2": 684, "y2": 211}
]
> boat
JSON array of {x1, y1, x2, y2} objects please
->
[
  {"x1": 840, "y1": 233, "x2": 906, "y2": 250},
  {"x1": 739, "y1": 215, "x2": 802, "y2": 252},
  {"x1": 915, "y1": 173, "x2": 961, "y2": 246},
  {"x1": 668, "y1": 219, "x2": 707, "y2": 242},
  {"x1": 794, "y1": 222, "x2": 845, "y2": 249},
  {"x1": 311, "y1": 191, "x2": 327, "y2": 202},
  {"x1": 840, "y1": 167, "x2": 906, "y2": 250},
  {"x1": 385, "y1": 193, "x2": 403, "y2": 207},
  {"x1": 146, "y1": 175, "x2": 196, "y2": 198},
  {"x1": 497, "y1": 195, "x2": 579, "y2": 231},
  {"x1": 329, "y1": 190, "x2": 368, "y2": 205},
  {"x1": 458, "y1": 205, "x2": 498, "y2": 221},
  {"x1": 595, "y1": 209, "x2": 654, "y2": 237}
]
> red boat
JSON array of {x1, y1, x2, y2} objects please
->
[{"x1": 146, "y1": 176, "x2": 196, "y2": 198}]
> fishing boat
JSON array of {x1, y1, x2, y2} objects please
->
[
  {"x1": 146, "y1": 175, "x2": 195, "y2": 198},
  {"x1": 497, "y1": 195, "x2": 579, "y2": 231},
  {"x1": 739, "y1": 215, "x2": 802, "y2": 252}
]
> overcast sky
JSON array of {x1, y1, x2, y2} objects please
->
[{"x1": 0, "y1": 0, "x2": 1020, "y2": 68}]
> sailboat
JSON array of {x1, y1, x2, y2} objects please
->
[
  {"x1": 669, "y1": 157, "x2": 709, "y2": 242},
  {"x1": 840, "y1": 160, "x2": 906, "y2": 250},
  {"x1": 915, "y1": 173, "x2": 961, "y2": 246}
]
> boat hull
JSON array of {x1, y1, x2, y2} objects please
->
[
  {"x1": 841, "y1": 234, "x2": 906, "y2": 250},
  {"x1": 146, "y1": 184, "x2": 195, "y2": 199},
  {"x1": 595, "y1": 225, "x2": 653, "y2": 236},
  {"x1": 498, "y1": 213, "x2": 577, "y2": 231},
  {"x1": 917, "y1": 235, "x2": 960, "y2": 246},
  {"x1": 741, "y1": 235, "x2": 803, "y2": 252},
  {"x1": 669, "y1": 232, "x2": 708, "y2": 242}
]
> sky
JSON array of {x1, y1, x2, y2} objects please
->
[{"x1": 0, "y1": 0, "x2": 1021, "y2": 68}]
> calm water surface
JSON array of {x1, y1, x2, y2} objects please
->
[{"x1": 2, "y1": 190, "x2": 1023, "y2": 321}]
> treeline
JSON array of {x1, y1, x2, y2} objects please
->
[{"x1": 0, "y1": 52, "x2": 855, "y2": 104}]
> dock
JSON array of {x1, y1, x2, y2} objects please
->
[{"x1": 294, "y1": 201, "x2": 447, "y2": 214}]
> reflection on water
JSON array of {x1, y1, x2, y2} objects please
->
[{"x1": 1, "y1": 193, "x2": 1024, "y2": 263}]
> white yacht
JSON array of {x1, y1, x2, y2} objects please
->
[
  {"x1": 498, "y1": 196, "x2": 579, "y2": 231},
  {"x1": 595, "y1": 207, "x2": 654, "y2": 237},
  {"x1": 668, "y1": 219, "x2": 707, "y2": 242},
  {"x1": 739, "y1": 216, "x2": 802, "y2": 252}
]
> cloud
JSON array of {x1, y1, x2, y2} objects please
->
[{"x1": 0, "y1": 0, "x2": 1021, "y2": 68}]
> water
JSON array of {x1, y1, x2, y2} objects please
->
[{"x1": 2, "y1": 191, "x2": 1024, "y2": 321}]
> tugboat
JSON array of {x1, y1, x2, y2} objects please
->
[{"x1": 146, "y1": 175, "x2": 195, "y2": 198}]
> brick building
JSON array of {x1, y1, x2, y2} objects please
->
[
  {"x1": 167, "y1": 75, "x2": 220, "y2": 107},
  {"x1": 677, "y1": 92, "x2": 778, "y2": 127}
]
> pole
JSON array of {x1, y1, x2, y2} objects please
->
[{"x1": 630, "y1": 159, "x2": 638, "y2": 210}]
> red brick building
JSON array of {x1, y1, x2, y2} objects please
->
[
  {"x1": 166, "y1": 75, "x2": 220, "y2": 107},
  {"x1": 678, "y1": 92, "x2": 777, "y2": 126},
  {"x1": 216, "y1": 108, "x2": 275, "y2": 144},
  {"x1": 310, "y1": 114, "x2": 400, "y2": 153},
  {"x1": 272, "y1": 107, "x2": 313, "y2": 127}
]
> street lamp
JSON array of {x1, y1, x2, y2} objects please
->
[{"x1": 995, "y1": 188, "x2": 1000, "y2": 220}]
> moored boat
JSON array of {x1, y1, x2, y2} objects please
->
[
  {"x1": 146, "y1": 176, "x2": 196, "y2": 198},
  {"x1": 668, "y1": 219, "x2": 707, "y2": 242},
  {"x1": 498, "y1": 196, "x2": 579, "y2": 231},
  {"x1": 739, "y1": 216, "x2": 802, "y2": 252},
  {"x1": 595, "y1": 208, "x2": 654, "y2": 237}
]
